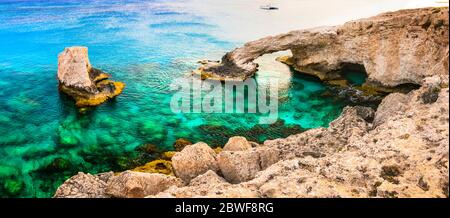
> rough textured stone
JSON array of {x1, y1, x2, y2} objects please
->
[
  {"x1": 57, "y1": 46, "x2": 125, "y2": 107},
  {"x1": 223, "y1": 136, "x2": 252, "y2": 151},
  {"x1": 53, "y1": 172, "x2": 108, "y2": 198},
  {"x1": 171, "y1": 142, "x2": 219, "y2": 182},
  {"x1": 217, "y1": 145, "x2": 280, "y2": 183},
  {"x1": 105, "y1": 171, "x2": 181, "y2": 198},
  {"x1": 195, "y1": 7, "x2": 448, "y2": 90},
  {"x1": 218, "y1": 150, "x2": 261, "y2": 183},
  {"x1": 96, "y1": 171, "x2": 114, "y2": 183},
  {"x1": 373, "y1": 93, "x2": 409, "y2": 127},
  {"x1": 57, "y1": 47, "x2": 95, "y2": 92},
  {"x1": 152, "y1": 170, "x2": 259, "y2": 198}
]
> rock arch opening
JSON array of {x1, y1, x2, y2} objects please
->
[{"x1": 338, "y1": 62, "x2": 368, "y2": 86}]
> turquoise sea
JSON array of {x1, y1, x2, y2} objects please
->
[{"x1": 0, "y1": 0, "x2": 372, "y2": 197}]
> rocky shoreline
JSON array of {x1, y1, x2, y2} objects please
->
[{"x1": 54, "y1": 7, "x2": 449, "y2": 198}]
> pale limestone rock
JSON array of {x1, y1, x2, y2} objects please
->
[
  {"x1": 105, "y1": 171, "x2": 181, "y2": 198},
  {"x1": 171, "y1": 142, "x2": 219, "y2": 182},
  {"x1": 218, "y1": 150, "x2": 261, "y2": 183},
  {"x1": 217, "y1": 146, "x2": 280, "y2": 183},
  {"x1": 196, "y1": 7, "x2": 448, "y2": 89},
  {"x1": 256, "y1": 146, "x2": 280, "y2": 169},
  {"x1": 152, "y1": 170, "x2": 259, "y2": 198},
  {"x1": 53, "y1": 172, "x2": 108, "y2": 198},
  {"x1": 96, "y1": 171, "x2": 114, "y2": 183},
  {"x1": 57, "y1": 47, "x2": 95, "y2": 92},
  {"x1": 223, "y1": 136, "x2": 252, "y2": 151},
  {"x1": 373, "y1": 93, "x2": 409, "y2": 127},
  {"x1": 57, "y1": 46, "x2": 125, "y2": 107}
]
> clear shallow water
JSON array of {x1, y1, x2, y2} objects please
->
[{"x1": 0, "y1": 0, "x2": 427, "y2": 197}]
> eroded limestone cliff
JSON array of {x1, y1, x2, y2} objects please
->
[{"x1": 195, "y1": 7, "x2": 448, "y2": 90}]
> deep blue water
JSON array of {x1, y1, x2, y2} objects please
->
[{"x1": 0, "y1": 0, "x2": 354, "y2": 197}]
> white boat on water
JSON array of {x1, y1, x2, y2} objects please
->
[{"x1": 260, "y1": 4, "x2": 279, "y2": 10}]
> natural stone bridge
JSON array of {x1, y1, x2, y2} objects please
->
[{"x1": 195, "y1": 7, "x2": 449, "y2": 89}]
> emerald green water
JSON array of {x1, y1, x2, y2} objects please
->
[
  {"x1": 343, "y1": 70, "x2": 367, "y2": 86},
  {"x1": 0, "y1": 0, "x2": 365, "y2": 197}
]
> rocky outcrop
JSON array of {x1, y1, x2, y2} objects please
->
[
  {"x1": 217, "y1": 145, "x2": 280, "y2": 184},
  {"x1": 152, "y1": 170, "x2": 260, "y2": 198},
  {"x1": 222, "y1": 136, "x2": 252, "y2": 151},
  {"x1": 54, "y1": 171, "x2": 181, "y2": 198},
  {"x1": 53, "y1": 172, "x2": 109, "y2": 198},
  {"x1": 57, "y1": 46, "x2": 125, "y2": 107},
  {"x1": 195, "y1": 7, "x2": 449, "y2": 90},
  {"x1": 105, "y1": 171, "x2": 181, "y2": 198},
  {"x1": 171, "y1": 142, "x2": 220, "y2": 183}
]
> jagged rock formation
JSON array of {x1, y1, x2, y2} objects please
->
[
  {"x1": 150, "y1": 77, "x2": 448, "y2": 198},
  {"x1": 57, "y1": 46, "x2": 125, "y2": 107},
  {"x1": 195, "y1": 7, "x2": 448, "y2": 90},
  {"x1": 54, "y1": 7, "x2": 449, "y2": 198}
]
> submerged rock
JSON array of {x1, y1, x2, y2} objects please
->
[
  {"x1": 132, "y1": 159, "x2": 174, "y2": 175},
  {"x1": 172, "y1": 138, "x2": 192, "y2": 151},
  {"x1": 57, "y1": 46, "x2": 125, "y2": 107},
  {"x1": 3, "y1": 179, "x2": 24, "y2": 196}
]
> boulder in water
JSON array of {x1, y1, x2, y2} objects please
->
[{"x1": 57, "y1": 46, "x2": 125, "y2": 107}]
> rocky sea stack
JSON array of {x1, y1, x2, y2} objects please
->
[{"x1": 57, "y1": 46, "x2": 125, "y2": 107}]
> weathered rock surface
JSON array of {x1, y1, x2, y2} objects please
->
[
  {"x1": 223, "y1": 136, "x2": 252, "y2": 151},
  {"x1": 105, "y1": 171, "x2": 181, "y2": 198},
  {"x1": 57, "y1": 46, "x2": 125, "y2": 107},
  {"x1": 53, "y1": 172, "x2": 108, "y2": 198},
  {"x1": 217, "y1": 150, "x2": 261, "y2": 183},
  {"x1": 195, "y1": 7, "x2": 448, "y2": 90},
  {"x1": 152, "y1": 170, "x2": 260, "y2": 198},
  {"x1": 171, "y1": 142, "x2": 219, "y2": 183},
  {"x1": 217, "y1": 145, "x2": 280, "y2": 183}
]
